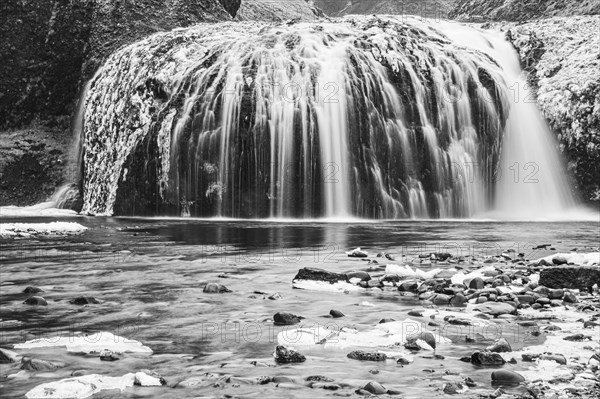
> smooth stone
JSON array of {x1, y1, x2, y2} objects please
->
[
  {"x1": 476, "y1": 296, "x2": 488, "y2": 303},
  {"x1": 23, "y1": 296, "x2": 47, "y2": 306},
  {"x1": 329, "y1": 309, "x2": 344, "y2": 318},
  {"x1": 20, "y1": 358, "x2": 64, "y2": 371},
  {"x1": 347, "y1": 271, "x2": 371, "y2": 281},
  {"x1": 474, "y1": 302, "x2": 516, "y2": 316},
  {"x1": 536, "y1": 297, "x2": 550, "y2": 305},
  {"x1": 398, "y1": 281, "x2": 419, "y2": 292},
  {"x1": 552, "y1": 256, "x2": 568, "y2": 265},
  {"x1": 406, "y1": 331, "x2": 436, "y2": 350},
  {"x1": 203, "y1": 283, "x2": 231, "y2": 293},
  {"x1": 548, "y1": 289, "x2": 564, "y2": 299},
  {"x1": 491, "y1": 370, "x2": 525, "y2": 384},
  {"x1": 407, "y1": 309, "x2": 426, "y2": 317},
  {"x1": 450, "y1": 293, "x2": 467, "y2": 306},
  {"x1": 563, "y1": 292, "x2": 578, "y2": 303},
  {"x1": 274, "y1": 346, "x2": 305, "y2": 363},
  {"x1": 69, "y1": 296, "x2": 100, "y2": 305},
  {"x1": 378, "y1": 318, "x2": 396, "y2": 324},
  {"x1": 486, "y1": 338, "x2": 512, "y2": 353},
  {"x1": 516, "y1": 295, "x2": 535, "y2": 304},
  {"x1": 469, "y1": 277, "x2": 485, "y2": 290},
  {"x1": 23, "y1": 286, "x2": 43, "y2": 294},
  {"x1": 361, "y1": 381, "x2": 387, "y2": 395},
  {"x1": 347, "y1": 351, "x2": 387, "y2": 361},
  {"x1": 273, "y1": 312, "x2": 304, "y2": 326},
  {"x1": 433, "y1": 294, "x2": 451, "y2": 305},
  {"x1": 471, "y1": 351, "x2": 506, "y2": 366}
]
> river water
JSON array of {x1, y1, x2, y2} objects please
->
[{"x1": 1, "y1": 217, "x2": 599, "y2": 397}]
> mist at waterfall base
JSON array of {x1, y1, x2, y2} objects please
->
[{"x1": 53, "y1": 16, "x2": 595, "y2": 221}]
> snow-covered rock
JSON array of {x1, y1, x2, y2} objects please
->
[{"x1": 14, "y1": 332, "x2": 152, "y2": 354}]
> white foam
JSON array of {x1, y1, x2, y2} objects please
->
[
  {"x1": 0, "y1": 222, "x2": 87, "y2": 238},
  {"x1": 14, "y1": 332, "x2": 152, "y2": 354}
]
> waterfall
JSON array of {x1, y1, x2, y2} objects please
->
[{"x1": 78, "y1": 16, "x2": 574, "y2": 219}]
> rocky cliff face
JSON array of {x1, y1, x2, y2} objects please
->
[
  {"x1": 0, "y1": 0, "x2": 234, "y2": 206},
  {"x1": 236, "y1": 0, "x2": 321, "y2": 21},
  {"x1": 315, "y1": 0, "x2": 456, "y2": 18},
  {"x1": 450, "y1": 0, "x2": 600, "y2": 21}
]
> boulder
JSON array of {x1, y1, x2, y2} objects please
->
[
  {"x1": 273, "y1": 312, "x2": 304, "y2": 326},
  {"x1": 274, "y1": 346, "x2": 305, "y2": 363},
  {"x1": 293, "y1": 268, "x2": 348, "y2": 284},
  {"x1": 450, "y1": 293, "x2": 468, "y2": 306},
  {"x1": 469, "y1": 277, "x2": 485, "y2": 290},
  {"x1": 491, "y1": 370, "x2": 525, "y2": 384},
  {"x1": 329, "y1": 309, "x2": 344, "y2": 318},
  {"x1": 203, "y1": 283, "x2": 231, "y2": 293},
  {"x1": 23, "y1": 286, "x2": 43, "y2": 294},
  {"x1": 539, "y1": 266, "x2": 600, "y2": 290},
  {"x1": 563, "y1": 291, "x2": 578, "y2": 303},
  {"x1": 406, "y1": 331, "x2": 436, "y2": 350},
  {"x1": 23, "y1": 296, "x2": 47, "y2": 306},
  {"x1": 474, "y1": 302, "x2": 516, "y2": 316},
  {"x1": 471, "y1": 351, "x2": 506, "y2": 366},
  {"x1": 432, "y1": 294, "x2": 451, "y2": 305},
  {"x1": 361, "y1": 381, "x2": 387, "y2": 395},
  {"x1": 552, "y1": 256, "x2": 568, "y2": 265},
  {"x1": 486, "y1": 338, "x2": 512, "y2": 353}
]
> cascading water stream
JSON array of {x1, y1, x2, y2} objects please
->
[{"x1": 77, "y1": 16, "x2": 576, "y2": 219}]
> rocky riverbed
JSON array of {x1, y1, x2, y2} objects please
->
[{"x1": 1, "y1": 219, "x2": 599, "y2": 398}]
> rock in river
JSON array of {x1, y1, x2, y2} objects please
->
[
  {"x1": 491, "y1": 370, "x2": 525, "y2": 384},
  {"x1": 273, "y1": 312, "x2": 304, "y2": 325},
  {"x1": 23, "y1": 286, "x2": 43, "y2": 294},
  {"x1": 471, "y1": 351, "x2": 506, "y2": 366},
  {"x1": 23, "y1": 296, "x2": 47, "y2": 306},
  {"x1": 486, "y1": 338, "x2": 512, "y2": 353},
  {"x1": 203, "y1": 283, "x2": 231, "y2": 293},
  {"x1": 0, "y1": 348, "x2": 21, "y2": 363},
  {"x1": 347, "y1": 351, "x2": 387, "y2": 361},
  {"x1": 360, "y1": 381, "x2": 387, "y2": 395},
  {"x1": 474, "y1": 302, "x2": 516, "y2": 316},
  {"x1": 69, "y1": 296, "x2": 100, "y2": 305},
  {"x1": 293, "y1": 267, "x2": 349, "y2": 284},
  {"x1": 21, "y1": 358, "x2": 65, "y2": 371},
  {"x1": 406, "y1": 331, "x2": 436, "y2": 350},
  {"x1": 274, "y1": 346, "x2": 306, "y2": 363},
  {"x1": 329, "y1": 309, "x2": 344, "y2": 318}
]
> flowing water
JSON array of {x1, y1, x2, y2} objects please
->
[{"x1": 1, "y1": 218, "x2": 599, "y2": 398}]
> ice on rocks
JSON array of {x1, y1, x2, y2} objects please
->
[{"x1": 14, "y1": 332, "x2": 152, "y2": 354}]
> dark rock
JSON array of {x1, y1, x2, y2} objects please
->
[
  {"x1": 432, "y1": 293, "x2": 451, "y2": 305},
  {"x1": 539, "y1": 266, "x2": 600, "y2": 290},
  {"x1": 347, "y1": 271, "x2": 371, "y2": 281},
  {"x1": 274, "y1": 346, "x2": 305, "y2": 363},
  {"x1": 396, "y1": 356, "x2": 410, "y2": 365},
  {"x1": 491, "y1": 370, "x2": 525, "y2": 384},
  {"x1": 69, "y1": 296, "x2": 100, "y2": 305},
  {"x1": 406, "y1": 331, "x2": 436, "y2": 350},
  {"x1": 398, "y1": 281, "x2": 419, "y2": 292},
  {"x1": 347, "y1": 351, "x2": 387, "y2": 361},
  {"x1": 443, "y1": 382, "x2": 463, "y2": 394},
  {"x1": 21, "y1": 358, "x2": 64, "y2": 371},
  {"x1": 273, "y1": 312, "x2": 304, "y2": 326},
  {"x1": 548, "y1": 289, "x2": 564, "y2": 299},
  {"x1": 486, "y1": 338, "x2": 512, "y2": 353},
  {"x1": 463, "y1": 377, "x2": 476, "y2": 387},
  {"x1": 450, "y1": 293, "x2": 467, "y2": 306},
  {"x1": 552, "y1": 256, "x2": 568, "y2": 265},
  {"x1": 23, "y1": 286, "x2": 43, "y2": 294},
  {"x1": 469, "y1": 277, "x2": 485, "y2": 290},
  {"x1": 471, "y1": 351, "x2": 506, "y2": 366},
  {"x1": 346, "y1": 248, "x2": 368, "y2": 258},
  {"x1": 203, "y1": 283, "x2": 231, "y2": 293},
  {"x1": 379, "y1": 318, "x2": 396, "y2": 324},
  {"x1": 563, "y1": 291, "x2": 578, "y2": 303},
  {"x1": 563, "y1": 334, "x2": 591, "y2": 342},
  {"x1": 99, "y1": 349, "x2": 119, "y2": 361},
  {"x1": 407, "y1": 309, "x2": 426, "y2": 317},
  {"x1": 329, "y1": 309, "x2": 344, "y2": 318},
  {"x1": 361, "y1": 381, "x2": 386, "y2": 395},
  {"x1": 305, "y1": 375, "x2": 334, "y2": 382},
  {"x1": 293, "y1": 268, "x2": 348, "y2": 284},
  {"x1": 23, "y1": 296, "x2": 47, "y2": 306}
]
